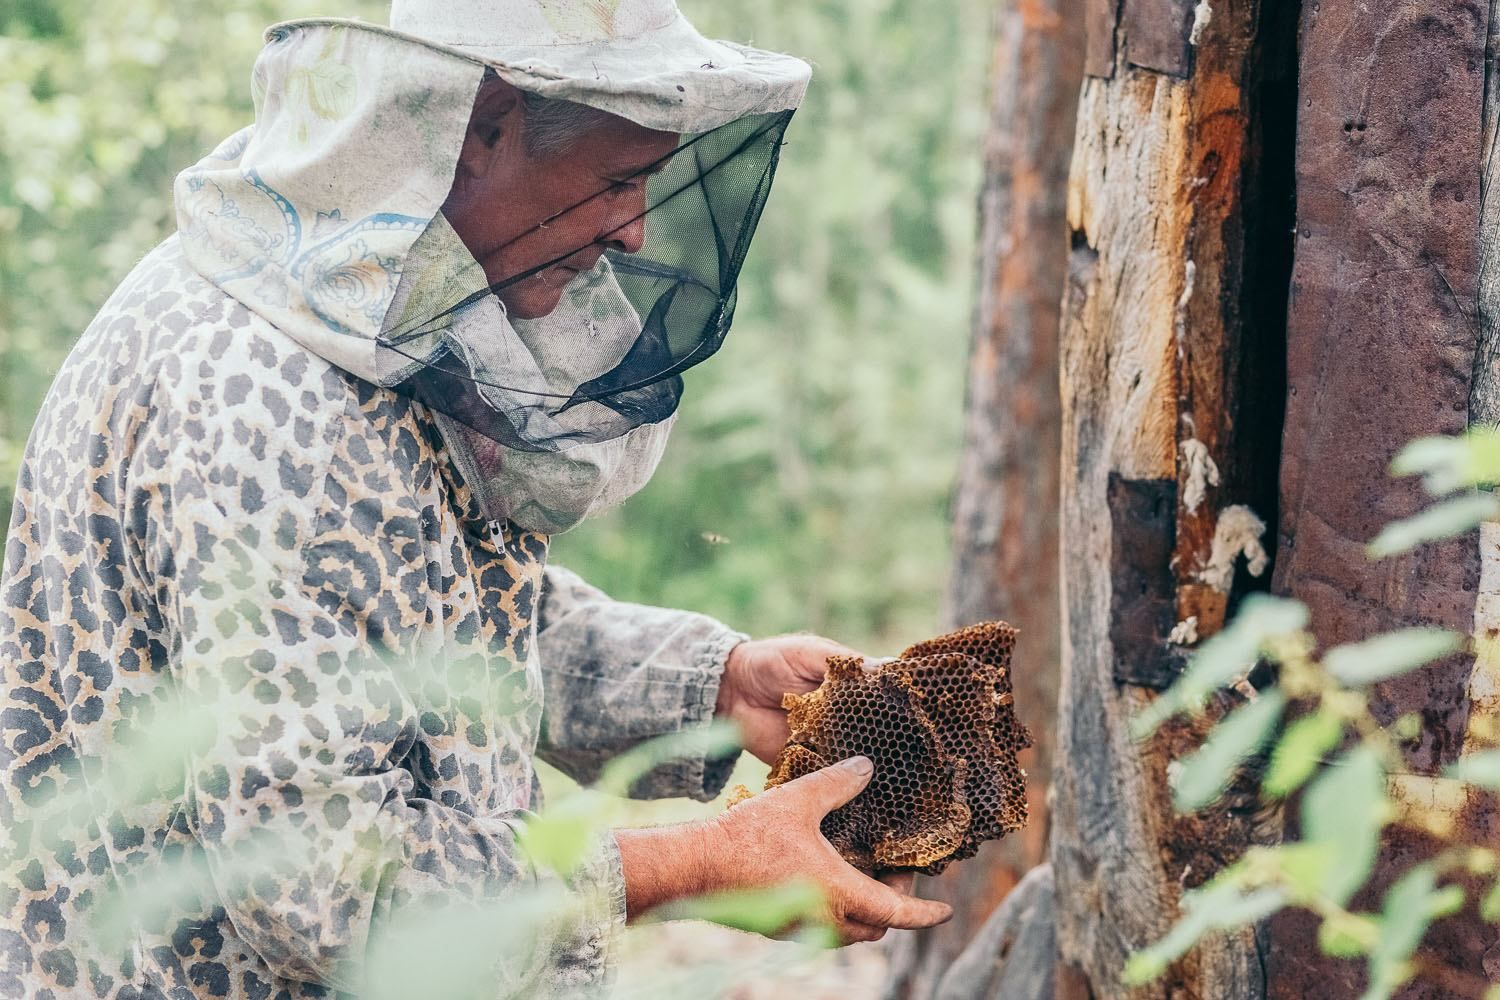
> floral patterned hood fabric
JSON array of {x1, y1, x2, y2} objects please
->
[{"x1": 176, "y1": 19, "x2": 799, "y2": 532}]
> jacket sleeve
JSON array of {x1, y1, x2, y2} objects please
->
[
  {"x1": 534, "y1": 565, "x2": 746, "y2": 801},
  {"x1": 136, "y1": 383, "x2": 624, "y2": 996}
]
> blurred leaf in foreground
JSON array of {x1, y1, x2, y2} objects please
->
[
  {"x1": 1323, "y1": 628, "x2": 1463, "y2": 686},
  {"x1": 1302, "y1": 746, "x2": 1389, "y2": 906},
  {"x1": 1171, "y1": 688, "x2": 1286, "y2": 811},
  {"x1": 1366, "y1": 492, "x2": 1500, "y2": 559},
  {"x1": 1132, "y1": 594, "x2": 1308, "y2": 738},
  {"x1": 1263, "y1": 708, "x2": 1344, "y2": 799}
]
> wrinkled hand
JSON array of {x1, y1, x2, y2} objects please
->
[
  {"x1": 715, "y1": 634, "x2": 858, "y2": 765},
  {"x1": 710, "y1": 756, "x2": 949, "y2": 942},
  {"x1": 616, "y1": 756, "x2": 950, "y2": 944}
]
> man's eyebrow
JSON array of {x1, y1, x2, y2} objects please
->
[
  {"x1": 609, "y1": 155, "x2": 674, "y2": 179},
  {"x1": 623, "y1": 164, "x2": 670, "y2": 180}
]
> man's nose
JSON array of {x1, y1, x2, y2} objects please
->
[{"x1": 604, "y1": 211, "x2": 647, "y2": 255}]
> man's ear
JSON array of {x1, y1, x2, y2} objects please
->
[{"x1": 455, "y1": 73, "x2": 524, "y2": 180}]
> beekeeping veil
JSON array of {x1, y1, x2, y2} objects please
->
[{"x1": 175, "y1": 0, "x2": 809, "y2": 532}]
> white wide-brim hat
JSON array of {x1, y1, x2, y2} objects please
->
[{"x1": 268, "y1": 0, "x2": 812, "y2": 133}]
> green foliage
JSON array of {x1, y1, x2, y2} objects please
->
[
  {"x1": 518, "y1": 721, "x2": 742, "y2": 876},
  {"x1": 1170, "y1": 688, "x2": 1285, "y2": 812},
  {"x1": 647, "y1": 880, "x2": 835, "y2": 945},
  {"x1": 1365, "y1": 429, "x2": 1500, "y2": 558},
  {"x1": 1131, "y1": 594, "x2": 1307, "y2": 737},
  {"x1": 1317, "y1": 909, "x2": 1377, "y2": 958},
  {"x1": 596, "y1": 721, "x2": 743, "y2": 798},
  {"x1": 1482, "y1": 877, "x2": 1500, "y2": 922},
  {"x1": 1263, "y1": 708, "x2": 1343, "y2": 798},
  {"x1": 1122, "y1": 875, "x2": 1287, "y2": 985},
  {"x1": 0, "y1": 0, "x2": 387, "y2": 527},
  {"x1": 1366, "y1": 492, "x2": 1500, "y2": 558},
  {"x1": 516, "y1": 790, "x2": 615, "y2": 877},
  {"x1": 1390, "y1": 430, "x2": 1500, "y2": 494},
  {"x1": 1322, "y1": 628, "x2": 1464, "y2": 686},
  {"x1": 1447, "y1": 750, "x2": 1500, "y2": 788},
  {"x1": 1362, "y1": 864, "x2": 1465, "y2": 1000},
  {"x1": 1127, "y1": 429, "x2": 1500, "y2": 997},
  {"x1": 32, "y1": 685, "x2": 826, "y2": 995},
  {"x1": 1301, "y1": 747, "x2": 1388, "y2": 906}
]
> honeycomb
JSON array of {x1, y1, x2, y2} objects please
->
[{"x1": 752, "y1": 622, "x2": 1031, "y2": 876}]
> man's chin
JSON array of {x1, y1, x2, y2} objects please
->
[{"x1": 498, "y1": 281, "x2": 568, "y2": 321}]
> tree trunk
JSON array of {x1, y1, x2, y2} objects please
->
[
  {"x1": 1267, "y1": 1, "x2": 1495, "y2": 995},
  {"x1": 1048, "y1": 0, "x2": 1295, "y2": 995},
  {"x1": 907, "y1": 0, "x2": 1500, "y2": 995},
  {"x1": 882, "y1": 0, "x2": 1082, "y2": 993}
]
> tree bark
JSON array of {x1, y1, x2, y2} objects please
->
[
  {"x1": 907, "y1": 0, "x2": 1500, "y2": 994},
  {"x1": 1268, "y1": 1, "x2": 1495, "y2": 996},
  {"x1": 930, "y1": 864, "x2": 1059, "y2": 1000},
  {"x1": 882, "y1": 0, "x2": 1082, "y2": 994},
  {"x1": 1048, "y1": 0, "x2": 1295, "y2": 995}
]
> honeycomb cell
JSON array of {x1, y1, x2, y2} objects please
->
[{"x1": 759, "y1": 621, "x2": 1030, "y2": 875}]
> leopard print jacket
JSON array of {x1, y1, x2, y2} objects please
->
[{"x1": 0, "y1": 238, "x2": 743, "y2": 999}]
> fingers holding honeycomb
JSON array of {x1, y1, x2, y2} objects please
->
[{"x1": 758, "y1": 622, "x2": 1029, "y2": 876}]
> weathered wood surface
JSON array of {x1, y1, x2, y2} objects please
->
[
  {"x1": 1477, "y1": 4, "x2": 1500, "y2": 429},
  {"x1": 882, "y1": 0, "x2": 1082, "y2": 993},
  {"x1": 1268, "y1": 0, "x2": 1493, "y2": 995},
  {"x1": 1049, "y1": 0, "x2": 1293, "y2": 994},
  {"x1": 931, "y1": 864, "x2": 1058, "y2": 1000}
]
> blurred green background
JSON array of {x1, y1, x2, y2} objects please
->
[{"x1": 0, "y1": 0, "x2": 988, "y2": 657}]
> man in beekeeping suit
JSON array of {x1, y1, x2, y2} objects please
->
[{"x1": 0, "y1": 1, "x2": 951, "y2": 996}]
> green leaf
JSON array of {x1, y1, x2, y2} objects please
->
[
  {"x1": 1361, "y1": 864, "x2": 1467, "y2": 1000},
  {"x1": 1123, "y1": 879, "x2": 1286, "y2": 985},
  {"x1": 516, "y1": 791, "x2": 611, "y2": 876},
  {"x1": 1133, "y1": 595, "x2": 1308, "y2": 738},
  {"x1": 1366, "y1": 492, "x2": 1500, "y2": 559},
  {"x1": 1391, "y1": 430, "x2": 1500, "y2": 495},
  {"x1": 1482, "y1": 878, "x2": 1500, "y2": 922},
  {"x1": 1391, "y1": 713, "x2": 1423, "y2": 740},
  {"x1": 1172, "y1": 689, "x2": 1286, "y2": 811},
  {"x1": 1391, "y1": 436, "x2": 1468, "y2": 482},
  {"x1": 1274, "y1": 842, "x2": 1343, "y2": 901},
  {"x1": 1318, "y1": 910, "x2": 1377, "y2": 957},
  {"x1": 1446, "y1": 750, "x2": 1500, "y2": 789},
  {"x1": 1301, "y1": 746, "x2": 1389, "y2": 906},
  {"x1": 1323, "y1": 628, "x2": 1463, "y2": 686},
  {"x1": 1264, "y1": 709, "x2": 1344, "y2": 798},
  {"x1": 1430, "y1": 885, "x2": 1466, "y2": 919},
  {"x1": 363, "y1": 885, "x2": 571, "y2": 1000},
  {"x1": 594, "y1": 721, "x2": 742, "y2": 798},
  {"x1": 648, "y1": 879, "x2": 831, "y2": 939}
]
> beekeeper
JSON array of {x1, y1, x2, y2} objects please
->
[{"x1": 0, "y1": 0, "x2": 952, "y2": 996}]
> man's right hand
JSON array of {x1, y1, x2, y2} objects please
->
[{"x1": 614, "y1": 755, "x2": 953, "y2": 944}]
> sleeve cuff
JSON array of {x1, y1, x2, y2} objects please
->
[
  {"x1": 686, "y1": 626, "x2": 748, "y2": 802},
  {"x1": 623, "y1": 624, "x2": 746, "y2": 802},
  {"x1": 536, "y1": 826, "x2": 631, "y2": 996}
]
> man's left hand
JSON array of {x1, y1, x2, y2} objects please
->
[{"x1": 715, "y1": 634, "x2": 861, "y2": 766}]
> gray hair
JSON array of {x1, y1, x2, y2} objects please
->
[{"x1": 519, "y1": 90, "x2": 617, "y2": 158}]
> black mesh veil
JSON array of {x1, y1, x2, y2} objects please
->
[{"x1": 378, "y1": 106, "x2": 794, "y2": 453}]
